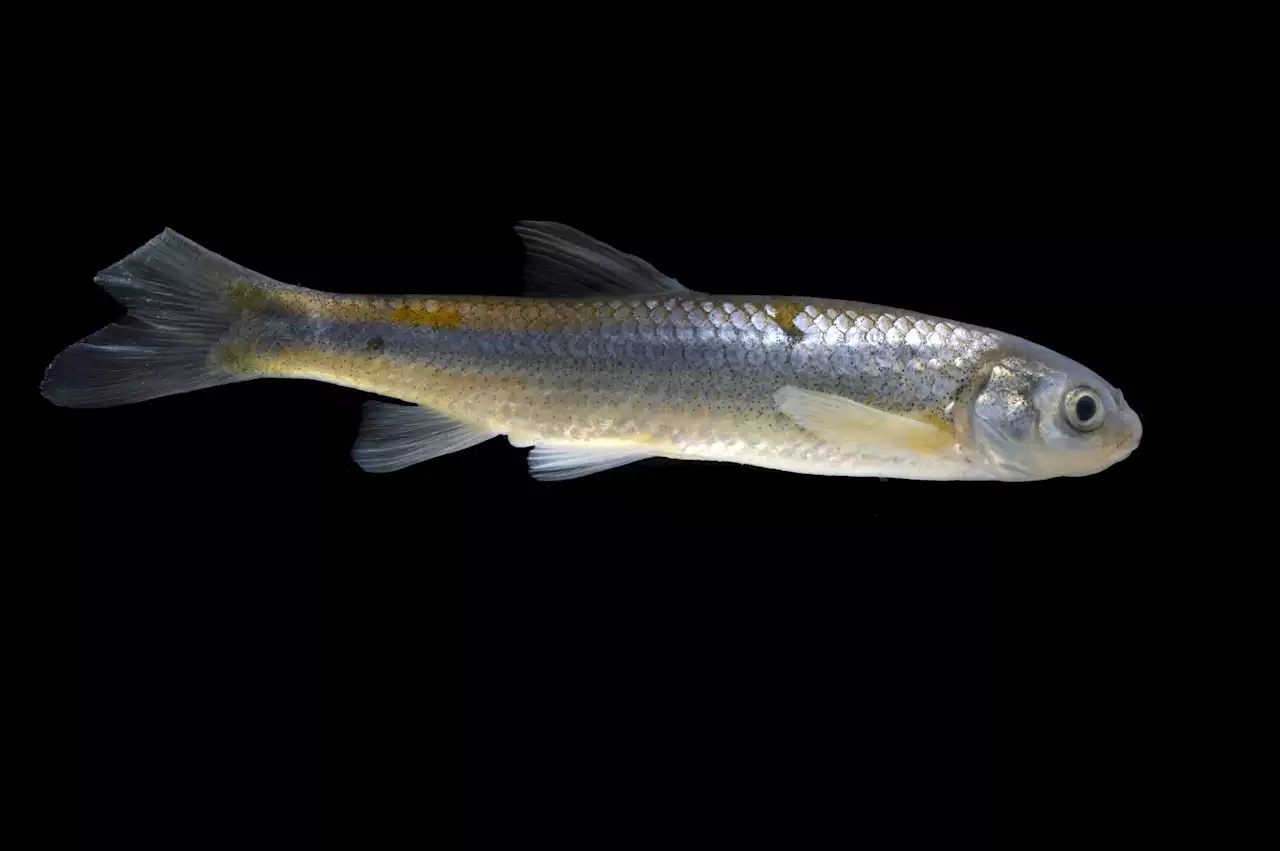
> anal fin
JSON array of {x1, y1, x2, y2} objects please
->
[{"x1": 352, "y1": 401, "x2": 496, "y2": 473}]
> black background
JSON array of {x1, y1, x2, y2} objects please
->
[{"x1": 30, "y1": 205, "x2": 1268, "y2": 847}]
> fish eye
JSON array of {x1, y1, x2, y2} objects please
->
[{"x1": 1063, "y1": 386, "x2": 1105, "y2": 432}]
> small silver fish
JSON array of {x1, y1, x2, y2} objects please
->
[{"x1": 41, "y1": 222, "x2": 1142, "y2": 481}]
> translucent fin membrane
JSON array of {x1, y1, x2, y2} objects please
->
[
  {"x1": 352, "y1": 401, "x2": 496, "y2": 473},
  {"x1": 41, "y1": 229, "x2": 276, "y2": 408}
]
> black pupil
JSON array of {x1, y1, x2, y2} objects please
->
[{"x1": 1075, "y1": 395, "x2": 1098, "y2": 422}]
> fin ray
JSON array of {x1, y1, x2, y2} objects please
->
[
  {"x1": 352, "y1": 401, "x2": 496, "y2": 473},
  {"x1": 41, "y1": 229, "x2": 271, "y2": 408},
  {"x1": 527, "y1": 442, "x2": 658, "y2": 481},
  {"x1": 514, "y1": 221, "x2": 692, "y2": 297},
  {"x1": 774, "y1": 386, "x2": 953, "y2": 456}
]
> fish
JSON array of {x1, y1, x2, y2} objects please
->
[{"x1": 41, "y1": 222, "x2": 1142, "y2": 482}]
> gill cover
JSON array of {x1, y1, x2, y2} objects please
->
[{"x1": 966, "y1": 339, "x2": 1142, "y2": 481}]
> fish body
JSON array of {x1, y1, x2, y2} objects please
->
[{"x1": 41, "y1": 223, "x2": 1142, "y2": 482}]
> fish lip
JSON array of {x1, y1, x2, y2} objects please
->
[{"x1": 1108, "y1": 408, "x2": 1143, "y2": 463}]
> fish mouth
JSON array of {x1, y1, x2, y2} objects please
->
[{"x1": 1108, "y1": 408, "x2": 1143, "y2": 463}]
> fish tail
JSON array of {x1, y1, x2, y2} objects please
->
[{"x1": 41, "y1": 229, "x2": 273, "y2": 408}]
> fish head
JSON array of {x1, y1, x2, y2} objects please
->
[{"x1": 964, "y1": 336, "x2": 1142, "y2": 481}]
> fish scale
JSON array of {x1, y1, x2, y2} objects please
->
[{"x1": 215, "y1": 286, "x2": 1000, "y2": 477}]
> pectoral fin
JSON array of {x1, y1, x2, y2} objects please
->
[{"x1": 774, "y1": 386, "x2": 953, "y2": 456}]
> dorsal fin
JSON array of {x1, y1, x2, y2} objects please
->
[{"x1": 514, "y1": 221, "x2": 692, "y2": 297}]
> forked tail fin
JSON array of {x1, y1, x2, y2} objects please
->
[{"x1": 41, "y1": 229, "x2": 275, "y2": 408}]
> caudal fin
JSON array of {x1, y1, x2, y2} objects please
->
[{"x1": 41, "y1": 229, "x2": 275, "y2": 408}]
